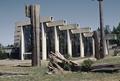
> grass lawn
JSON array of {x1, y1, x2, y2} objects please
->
[
  {"x1": 0, "y1": 56, "x2": 120, "y2": 81},
  {"x1": 94, "y1": 56, "x2": 120, "y2": 65}
]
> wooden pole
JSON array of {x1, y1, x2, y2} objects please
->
[
  {"x1": 25, "y1": 4, "x2": 41, "y2": 66},
  {"x1": 98, "y1": 0, "x2": 105, "y2": 58},
  {"x1": 93, "y1": 31, "x2": 100, "y2": 59}
]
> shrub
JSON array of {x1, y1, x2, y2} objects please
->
[
  {"x1": 63, "y1": 62, "x2": 71, "y2": 71},
  {"x1": 0, "y1": 52, "x2": 9, "y2": 59},
  {"x1": 64, "y1": 54, "x2": 70, "y2": 59},
  {"x1": 113, "y1": 49, "x2": 118, "y2": 56},
  {"x1": 81, "y1": 59, "x2": 93, "y2": 72}
]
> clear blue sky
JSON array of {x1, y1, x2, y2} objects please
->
[{"x1": 0, "y1": 0, "x2": 120, "y2": 45}]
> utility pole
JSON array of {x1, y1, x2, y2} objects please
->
[
  {"x1": 25, "y1": 4, "x2": 41, "y2": 67},
  {"x1": 98, "y1": 0, "x2": 105, "y2": 58}
]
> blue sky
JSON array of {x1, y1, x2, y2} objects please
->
[{"x1": 0, "y1": 0, "x2": 120, "y2": 45}]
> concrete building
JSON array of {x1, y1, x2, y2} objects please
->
[{"x1": 14, "y1": 18, "x2": 96, "y2": 60}]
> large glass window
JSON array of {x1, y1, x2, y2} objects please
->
[
  {"x1": 23, "y1": 25, "x2": 32, "y2": 53},
  {"x1": 59, "y1": 30, "x2": 67, "y2": 55},
  {"x1": 71, "y1": 33, "x2": 80, "y2": 57}
]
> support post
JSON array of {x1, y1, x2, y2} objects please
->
[
  {"x1": 21, "y1": 26, "x2": 25, "y2": 60},
  {"x1": 30, "y1": 5, "x2": 40, "y2": 66},
  {"x1": 93, "y1": 31, "x2": 100, "y2": 59},
  {"x1": 106, "y1": 40, "x2": 109, "y2": 55},
  {"x1": 80, "y1": 33, "x2": 84, "y2": 57},
  {"x1": 98, "y1": 0, "x2": 105, "y2": 58},
  {"x1": 54, "y1": 26, "x2": 59, "y2": 52},
  {"x1": 104, "y1": 40, "x2": 108, "y2": 55},
  {"x1": 41, "y1": 23, "x2": 47, "y2": 60},
  {"x1": 92, "y1": 37, "x2": 95, "y2": 57},
  {"x1": 67, "y1": 30, "x2": 72, "y2": 57}
]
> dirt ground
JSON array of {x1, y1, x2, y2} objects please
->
[{"x1": 0, "y1": 59, "x2": 31, "y2": 66}]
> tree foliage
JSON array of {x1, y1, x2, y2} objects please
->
[
  {"x1": 111, "y1": 23, "x2": 120, "y2": 45},
  {"x1": 104, "y1": 25, "x2": 111, "y2": 34}
]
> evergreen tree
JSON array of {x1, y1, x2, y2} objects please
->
[
  {"x1": 104, "y1": 25, "x2": 111, "y2": 34},
  {"x1": 111, "y1": 23, "x2": 120, "y2": 45},
  {"x1": 112, "y1": 26, "x2": 117, "y2": 34}
]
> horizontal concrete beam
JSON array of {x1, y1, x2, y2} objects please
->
[
  {"x1": 41, "y1": 16, "x2": 54, "y2": 22},
  {"x1": 15, "y1": 16, "x2": 53, "y2": 26},
  {"x1": 24, "y1": 52, "x2": 32, "y2": 55},
  {"x1": 15, "y1": 20, "x2": 30, "y2": 26},
  {"x1": 71, "y1": 27, "x2": 91, "y2": 34},
  {"x1": 83, "y1": 32, "x2": 93, "y2": 37},
  {"x1": 46, "y1": 20, "x2": 66, "y2": 27},
  {"x1": 59, "y1": 24, "x2": 79, "y2": 30},
  {"x1": 105, "y1": 34, "x2": 117, "y2": 40}
]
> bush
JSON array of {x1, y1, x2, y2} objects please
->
[
  {"x1": 113, "y1": 49, "x2": 119, "y2": 56},
  {"x1": 81, "y1": 59, "x2": 93, "y2": 72},
  {"x1": 63, "y1": 62, "x2": 71, "y2": 71},
  {"x1": 0, "y1": 52, "x2": 9, "y2": 59},
  {"x1": 64, "y1": 54, "x2": 70, "y2": 59}
]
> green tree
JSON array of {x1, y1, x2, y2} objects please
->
[
  {"x1": 112, "y1": 26, "x2": 117, "y2": 34},
  {"x1": 104, "y1": 25, "x2": 111, "y2": 34},
  {"x1": 115, "y1": 23, "x2": 120, "y2": 45},
  {"x1": 111, "y1": 23, "x2": 120, "y2": 45}
]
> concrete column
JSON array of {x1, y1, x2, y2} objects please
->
[
  {"x1": 80, "y1": 33, "x2": 84, "y2": 57},
  {"x1": 105, "y1": 40, "x2": 108, "y2": 55},
  {"x1": 92, "y1": 38, "x2": 95, "y2": 57},
  {"x1": 21, "y1": 26, "x2": 25, "y2": 60},
  {"x1": 31, "y1": 5, "x2": 40, "y2": 66},
  {"x1": 67, "y1": 30, "x2": 72, "y2": 57},
  {"x1": 41, "y1": 23, "x2": 47, "y2": 60},
  {"x1": 106, "y1": 40, "x2": 109, "y2": 55},
  {"x1": 54, "y1": 26, "x2": 59, "y2": 52}
]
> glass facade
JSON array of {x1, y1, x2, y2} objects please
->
[
  {"x1": 83, "y1": 37, "x2": 93, "y2": 57},
  {"x1": 46, "y1": 26, "x2": 55, "y2": 54},
  {"x1": 71, "y1": 33, "x2": 80, "y2": 57},
  {"x1": 23, "y1": 25, "x2": 32, "y2": 53},
  {"x1": 59, "y1": 30, "x2": 67, "y2": 55}
]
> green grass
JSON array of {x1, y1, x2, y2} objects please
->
[
  {"x1": 93, "y1": 56, "x2": 120, "y2": 65},
  {"x1": 0, "y1": 56, "x2": 120, "y2": 81}
]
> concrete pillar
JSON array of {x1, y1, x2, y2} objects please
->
[
  {"x1": 41, "y1": 23, "x2": 47, "y2": 60},
  {"x1": 92, "y1": 38, "x2": 95, "y2": 57},
  {"x1": 21, "y1": 26, "x2": 25, "y2": 60},
  {"x1": 106, "y1": 40, "x2": 109, "y2": 55},
  {"x1": 80, "y1": 33, "x2": 84, "y2": 57},
  {"x1": 31, "y1": 5, "x2": 40, "y2": 66},
  {"x1": 67, "y1": 30, "x2": 72, "y2": 57},
  {"x1": 54, "y1": 26, "x2": 59, "y2": 52},
  {"x1": 105, "y1": 40, "x2": 109, "y2": 55}
]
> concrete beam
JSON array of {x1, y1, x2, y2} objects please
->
[
  {"x1": 46, "y1": 20, "x2": 66, "y2": 27},
  {"x1": 83, "y1": 32, "x2": 93, "y2": 37},
  {"x1": 41, "y1": 16, "x2": 54, "y2": 23},
  {"x1": 105, "y1": 34, "x2": 117, "y2": 40},
  {"x1": 15, "y1": 20, "x2": 30, "y2": 27},
  {"x1": 15, "y1": 16, "x2": 53, "y2": 26},
  {"x1": 71, "y1": 27, "x2": 91, "y2": 34},
  {"x1": 59, "y1": 24, "x2": 79, "y2": 30}
]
